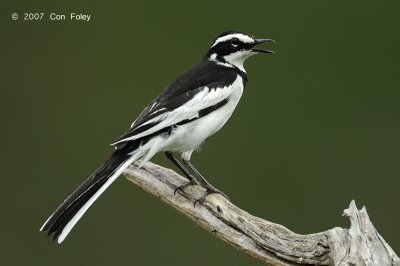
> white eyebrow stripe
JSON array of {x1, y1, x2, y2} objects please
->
[{"x1": 211, "y1": 33, "x2": 254, "y2": 48}]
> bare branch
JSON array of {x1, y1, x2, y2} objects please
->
[{"x1": 123, "y1": 161, "x2": 399, "y2": 266}]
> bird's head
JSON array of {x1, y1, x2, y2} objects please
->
[{"x1": 206, "y1": 31, "x2": 275, "y2": 72}]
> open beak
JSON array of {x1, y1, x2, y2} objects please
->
[{"x1": 251, "y1": 38, "x2": 275, "y2": 54}]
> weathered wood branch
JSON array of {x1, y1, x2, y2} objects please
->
[{"x1": 123, "y1": 161, "x2": 399, "y2": 266}]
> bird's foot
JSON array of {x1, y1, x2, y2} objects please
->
[
  {"x1": 194, "y1": 187, "x2": 230, "y2": 207},
  {"x1": 174, "y1": 179, "x2": 200, "y2": 195}
]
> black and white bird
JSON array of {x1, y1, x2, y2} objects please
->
[{"x1": 40, "y1": 31, "x2": 274, "y2": 243}]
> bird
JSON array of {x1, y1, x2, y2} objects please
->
[{"x1": 40, "y1": 30, "x2": 274, "y2": 244}]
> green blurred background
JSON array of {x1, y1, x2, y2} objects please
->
[{"x1": 1, "y1": 0, "x2": 399, "y2": 265}]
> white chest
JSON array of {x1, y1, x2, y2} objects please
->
[{"x1": 165, "y1": 75, "x2": 244, "y2": 152}]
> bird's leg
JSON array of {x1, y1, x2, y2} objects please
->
[
  {"x1": 182, "y1": 159, "x2": 230, "y2": 206},
  {"x1": 164, "y1": 152, "x2": 200, "y2": 194}
]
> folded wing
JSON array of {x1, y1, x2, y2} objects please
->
[{"x1": 112, "y1": 60, "x2": 239, "y2": 148}]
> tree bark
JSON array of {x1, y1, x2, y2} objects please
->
[{"x1": 123, "y1": 161, "x2": 399, "y2": 266}]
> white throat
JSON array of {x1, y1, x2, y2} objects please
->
[{"x1": 222, "y1": 51, "x2": 254, "y2": 73}]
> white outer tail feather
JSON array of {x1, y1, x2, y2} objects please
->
[{"x1": 55, "y1": 155, "x2": 138, "y2": 243}]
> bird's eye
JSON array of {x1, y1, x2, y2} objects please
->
[{"x1": 230, "y1": 38, "x2": 239, "y2": 47}]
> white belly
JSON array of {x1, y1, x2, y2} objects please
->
[
  {"x1": 161, "y1": 75, "x2": 244, "y2": 159},
  {"x1": 135, "y1": 75, "x2": 244, "y2": 163}
]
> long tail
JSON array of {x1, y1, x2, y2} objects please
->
[{"x1": 40, "y1": 141, "x2": 142, "y2": 243}]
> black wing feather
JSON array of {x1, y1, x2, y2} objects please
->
[{"x1": 112, "y1": 60, "x2": 244, "y2": 146}]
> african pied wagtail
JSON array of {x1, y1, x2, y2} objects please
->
[{"x1": 40, "y1": 31, "x2": 274, "y2": 243}]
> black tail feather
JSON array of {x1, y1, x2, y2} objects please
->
[
  {"x1": 52, "y1": 177, "x2": 108, "y2": 241},
  {"x1": 40, "y1": 141, "x2": 141, "y2": 242}
]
